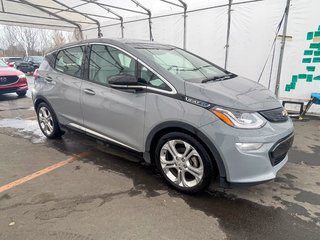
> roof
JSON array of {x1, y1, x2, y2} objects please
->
[{"x1": 48, "y1": 37, "x2": 175, "y2": 53}]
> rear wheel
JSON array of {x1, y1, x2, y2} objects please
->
[
  {"x1": 155, "y1": 132, "x2": 214, "y2": 194},
  {"x1": 16, "y1": 91, "x2": 26, "y2": 97},
  {"x1": 37, "y1": 102, "x2": 64, "y2": 139}
]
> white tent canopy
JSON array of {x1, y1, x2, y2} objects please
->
[{"x1": 0, "y1": 0, "x2": 197, "y2": 38}]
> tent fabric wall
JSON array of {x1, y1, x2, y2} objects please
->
[
  {"x1": 280, "y1": 0, "x2": 320, "y2": 113},
  {"x1": 83, "y1": 0, "x2": 320, "y2": 115}
]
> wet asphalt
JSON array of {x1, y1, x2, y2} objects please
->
[{"x1": 0, "y1": 77, "x2": 319, "y2": 240}]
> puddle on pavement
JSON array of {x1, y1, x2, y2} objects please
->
[
  {"x1": 0, "y1": 117, "x2": 45, "y2": 143},
  {"x1": 289, "y1": 146, "x2": 320, "y2": 166}
]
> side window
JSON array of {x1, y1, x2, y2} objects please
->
[
  {"x1": 46, "y1": 53, "x2": 56, "y2": 68},
  {"x1": 89, "y1": 45, "x2": 136, "y2": 85},
  {"x1": 55, "y1": 46, "x2": 84, "y2": 78},
  {"x1": 139, "y1": 65, "x2": 171, "y2": 91}
]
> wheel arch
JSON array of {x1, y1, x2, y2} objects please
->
[
  {"x1": 34, "y1": 95, "x2": 53, "y2": 112},
  {"x1": 145, "y1": 121, "x2": 226, "y2": 180}
]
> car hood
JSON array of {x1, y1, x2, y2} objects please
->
[
  {"x1": 185, "y1": 76, "x2": 282, "y2": 111},
  {"x1": 0, "y1": 67, "x2": 23, "y2": 76}
]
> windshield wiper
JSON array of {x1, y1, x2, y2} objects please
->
[
  {"x1": 178, "y1": 65, "x2": 212, "y2": 72},
  {"x1": 201, "y1": 73, "x2": 236, "y2": 83}
]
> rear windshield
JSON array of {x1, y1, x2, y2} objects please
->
[
  {"x1": 135, "y1": 46, "x2": 227, "y2": 83},
  {"x1": 30, "y1": 56, "x2": 44, "y2": 62}
]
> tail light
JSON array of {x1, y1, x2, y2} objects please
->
[
  {"x1": 34, "y1": 69, "x2": 39, "y2": 81},
  {"x1": 8, "y1": 62, "x2": 15, "y2": 68}
]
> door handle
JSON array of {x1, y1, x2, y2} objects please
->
[
  {"x1": 45, "y1": 76, "x2": 53, "y2": 82},
  {"x1": 84, "y1": 88, "x2": 96, "y2": 95}
]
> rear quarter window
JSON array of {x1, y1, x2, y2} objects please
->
[{"x1": 54, "y1": 46, "x2": 84, "y2": 78}]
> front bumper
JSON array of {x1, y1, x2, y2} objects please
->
[
  {"x1": 199, "y1": 118, "x2": 294, "y2": 184},
  {"x1": 0, "y1": 85, "x2": 28, "y2": 94}
]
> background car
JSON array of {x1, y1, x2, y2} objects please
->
[
  {"x1": 1, "y1": 57, "x2": 23, "y2": 68},
  {"x1": 0, "y1": 59, "x2": 28, "y2": 97},
  {"x1": 16, "y1": 56, "x2": 44, "y2": 73}
]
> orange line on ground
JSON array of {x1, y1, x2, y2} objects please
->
[
  {"x1": 0, "y1": 152, "x2": 90, "y2": 193},
  {"x1": 25, "y1": 116, "x2": 37, "y2": 120}
]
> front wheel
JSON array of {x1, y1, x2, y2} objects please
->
[
  {"x1": 155, "y1": 132, "x2": 214, "y2": 194},
  {"x1": 37, "y1": 102, "x2": 64, "y2": 139}
]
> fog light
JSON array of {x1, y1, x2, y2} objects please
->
[{"x1": 236, "y1": 142, "x2": 263, "y2": 151}]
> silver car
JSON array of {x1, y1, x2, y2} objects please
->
[{"x1": 32, "y1": 39, "x2": 294, "y2": 193}]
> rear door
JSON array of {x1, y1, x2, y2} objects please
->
[
  {"x1": 45, "y1": 45, "x2": 85, "y2": 126},
  {"x1": 80, "y1": 44, "x2": 146, "y2": 151}
]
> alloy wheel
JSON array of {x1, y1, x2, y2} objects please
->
[
  {"x1": 160, "y1": 139, "x2": 204, "y2": 188},
  {"x1": 38, "y1": 106, "x2": 54, "y2": 136}
]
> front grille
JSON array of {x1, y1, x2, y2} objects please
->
[
  {"x1": 259, "y1": 107, "x2": 288, "y2": 122},
  {"x1": 0, "y1": 76, "x2": 19, "y2": 86},
  {"x1": 269, "y1": 133, "x2": 294, "y2": 166}
]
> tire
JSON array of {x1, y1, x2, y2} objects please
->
[
  {"x1": 155, "y1": 132, "x2": 214, "y2": 194},
  {"x1": 36, "y1": 102, "x2": 64, "y2": 139},
  {"x1": 16, "y1": 91, "x2": 27, "y2": 97}
]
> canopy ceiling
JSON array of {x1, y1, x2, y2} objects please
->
[{"x1": 0, "y1": 0, "x2": 206, "y2": 36}]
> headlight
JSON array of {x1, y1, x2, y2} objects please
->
[
  {"x1": 211, "y1": 107, "x2": 266, "y2": 129},
  {"x1": 18, "y1": 74, "x2": 26, "y2": 78}
]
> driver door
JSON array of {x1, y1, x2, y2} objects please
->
[{"x1": 80, "y1": 44, "x2": 146, "y2": 151}]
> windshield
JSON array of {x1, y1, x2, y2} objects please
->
[
  {"x1": 135, "y1": 46, "x2": 230, "y2": 83},
  {"x1": 0, "y1": 60, "x2": 7, "y2": 67}
]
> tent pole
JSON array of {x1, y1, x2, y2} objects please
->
[
  {"x1": 131, "y1": 0, "x2": 153, "y2": 41},
  {"x1": 19, "y1": 0, "x2": 83, "y2": 40},
  {"x1": 224, "y1": 0, "x2": 232, "y2": 69},
  {"x1": 179, "y1": 1, "x2": 187, "y2": 49},
  {"x1": 90, "y1": 2, "x2": 124, "y2": 38},
  {"x1": 160, "y1": 0, "x2": 187, "y2": 48},
  {"x1": 274, "y1": 0, "x2": 291, "y2": 97},
  {"x1": 53, "y1": 0, "x2": 102, "y2": 38},
  {"x1": 120, "y1": 17, "x2": 124, "y2": 38}
]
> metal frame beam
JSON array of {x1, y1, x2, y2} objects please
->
[
  {"x1": 53, "y1": 1, "x2": 119, "y2": 21},
  {"x1": 19, "y1": 0, "x2": 83, "y2": 39},
  {"x1": 80, "y1": 0, "x2": 148, "y2": 16},
  {"x1": 0, "y1": 10, "x2": 95, "y2": 25},
  {"x1": 10, "y1": 0, "x2": 117, "y2": 21},
  {"x1": 89, "y1": 1, "x2": 124, "y2": 38},
  {"x1": 131, "y1": 0, "x2": 153, "y2": 41},
  {"x1": 54, "y1": 2, "x2": 88, "y2": 14},
  {"x1": 52, "y1": 0, "x2": 102, "y2": 38},
  {"x1": 159, "y1": 0, "x2": 187, "y2": 49},
  {"x1": 0, "y1": 18, "x2": 74, "y2": 29}
]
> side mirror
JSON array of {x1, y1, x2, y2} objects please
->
[{"x1": 109, "y1": 74, "x2": 138, "y2": 87}]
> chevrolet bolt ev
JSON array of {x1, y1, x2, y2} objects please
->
[{"x1": 32, "y1": 39, "x2": 294, "y2": 193}]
